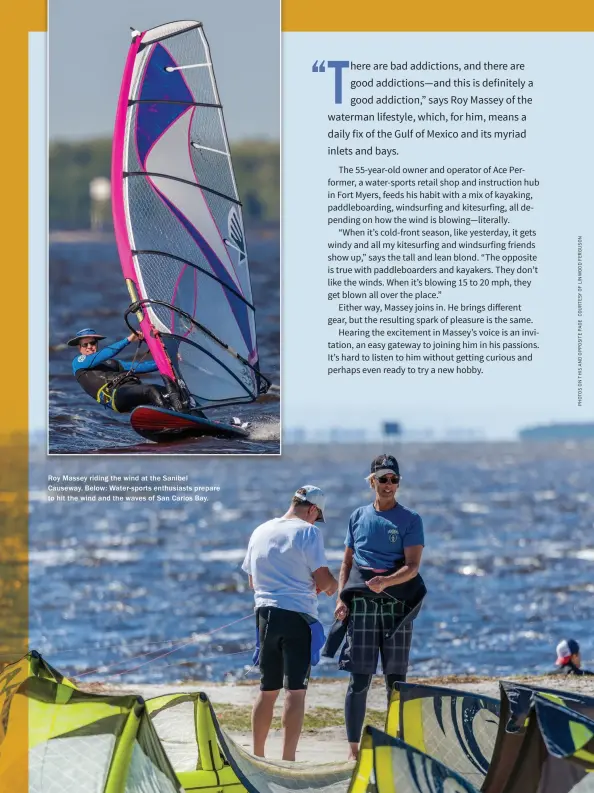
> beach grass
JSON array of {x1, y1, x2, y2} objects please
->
[{"x1": 213, "y1": 703, "x2": 386, "y2": 732}]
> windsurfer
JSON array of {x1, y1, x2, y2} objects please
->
[
  {"x1": 242, "y1": 486, "x2": 338, "y2": 761},
  {"x1": 69, "y1": 327, "x2": 180, "y2": 413},
  {"x1": 333, "y1": 455, "x2": 426, "y2": 760}
]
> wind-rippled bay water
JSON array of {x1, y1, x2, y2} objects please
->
[
  {"x1": 30, "y1": 441, "x2": 594, "y2": 682},
  {"x1": 48, "y1": 232, "x2": 280, "y2": 454}
]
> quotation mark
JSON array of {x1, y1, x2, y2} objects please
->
[{"x1": 312, "y1": 59, "x2": 350, "y2": 104}]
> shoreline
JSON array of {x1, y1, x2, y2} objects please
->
[{"x1": 81, "y1": 674, "x2": 594, "y2": 763}]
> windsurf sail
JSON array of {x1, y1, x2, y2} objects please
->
[{"x1": 112, "y1": 21, "x2": 270, "y2": 411}]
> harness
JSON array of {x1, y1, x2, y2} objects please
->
[
  {"x1": 95, "y1": 342, "x2": 149, "y2": 411},
  {"x1": 95, "y1": 382, "x2": 122, "y2": 412}
]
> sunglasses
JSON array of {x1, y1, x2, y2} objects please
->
[
  {"x1": 376, "y1": 475, "x2": 400, "y2": 484},
  {"x1": 80, "y1": 341, "x2": 98, "y2": 348}
]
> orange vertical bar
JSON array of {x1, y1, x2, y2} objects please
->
[{"x1": 0, "y1": 3, "x2": 46, "y2": 793}]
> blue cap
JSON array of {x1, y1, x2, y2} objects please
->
[{"x1": 67, "y1": 328, "x2": 106, "y2": 347}]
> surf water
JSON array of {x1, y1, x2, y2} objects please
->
[
  {"x1": 29, "y1": 440, "x2": 594, "y2": 683},
  {"x1": 48, "y1": 232, "x2": 280, "y2": 454}
]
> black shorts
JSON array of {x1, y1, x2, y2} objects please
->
[{"x1": 257, "y1": 607, "x2": 312, "y2": 691}]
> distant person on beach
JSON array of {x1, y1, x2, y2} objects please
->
[
  {"x1": 68, "y1": 327, "x2": 180, "y2": 412},
  {"x1": 551, "y1": 639, "x2": 594, "y2": 676},
  {"x1": 333, "y1": 454, "x2": 426, "y2": 760},
  {"x1": 242, "y1": 486, "x2": 338, "y2": 761}
]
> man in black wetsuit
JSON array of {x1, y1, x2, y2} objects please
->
[
  {"x1": 551, "y1": 639, "x2": 594, "y2": 676},
  {"x1": 69, "y1": 327, "x2": 176, "y2": 413}
]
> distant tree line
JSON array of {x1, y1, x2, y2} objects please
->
[{"x1": 49, "y1": 138, "x2": 280, "y2": 230}]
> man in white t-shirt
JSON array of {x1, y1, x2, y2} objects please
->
[{"x1": 242, "y1": 485, "x2": 338, "y2": 761}]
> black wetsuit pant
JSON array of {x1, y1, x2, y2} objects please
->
[
  {"x1": 113, "y1": 383, "x2": 168, "y2": 413},
  {"x1": 345, "y1": 672, "x2": 405, "y2": 743}
]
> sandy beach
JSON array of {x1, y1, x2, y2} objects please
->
[{"x1": 82, "y1": 674, "x2": 594, "y2": 764}]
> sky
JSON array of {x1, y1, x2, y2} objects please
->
[{"x1": 49, "y1": 0, "x2": 280, "y2": 142}]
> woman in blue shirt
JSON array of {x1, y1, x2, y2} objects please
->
[{"x1": 335, "y1": 454, "x2": 425, "y2": 760}]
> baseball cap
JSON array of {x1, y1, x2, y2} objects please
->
[
  {"x1": 556, "y1": 638, "x2": 580, "y2": 665},
  {"x1": 294, "y1": 485, "x2": 326, "y2": 522},
  {"x1": 367, "y1": 454, "x2": 400, "y2": 480}
]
